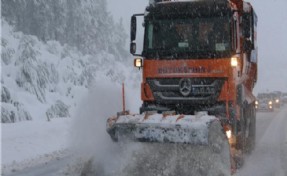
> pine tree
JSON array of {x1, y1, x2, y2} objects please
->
[{"x1": 1, "y1": 0, "x2": 129, "y2": 60}]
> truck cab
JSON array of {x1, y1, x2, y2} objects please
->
[{"x1": 131, "y1": 0, "x2": 257, "y2": 120}]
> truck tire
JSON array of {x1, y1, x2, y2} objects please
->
[
  {"x1": 245, "y1": 104, "x2": 256, "y2": 154},
  {"x1": 236, "y1": 104, "x2": 256, "y2": 152},
  {"x1": 235, "y1": 106, "x2": 246, "y2": 151},
  {"x1": 233, "y1": 106, "x2": 246, "y2": 169}
]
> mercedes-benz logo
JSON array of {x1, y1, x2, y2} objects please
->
[{"x1": 179, "y1": 78, "x2": 192, "y2": 97}]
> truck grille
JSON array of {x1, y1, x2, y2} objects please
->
[{"x1": 146, "y1": 78, "x2": 225, "y2": 104}]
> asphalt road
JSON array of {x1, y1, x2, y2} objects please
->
[{"x1": 237, "y1": 105, "x2": 287, "y2": 176}]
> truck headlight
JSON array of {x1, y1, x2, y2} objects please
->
[
  {"x1": 226, "y1": 130, "x2": 232, "y2": 139},
  {"x1": 134, "y1": 58, "x2": 143, "y2": 68},
  {"x1": 231, "y1": 57, "x2": 238, "y2": 67},
  {"x1": 255, "y1": 101, "x2": 258, "y2": 105},
  {"x1": 275, "y1": 99, "x2": 279, "y2": 103},
  {"x1": 269, "y1": 101, "x2": 273, "y2": 105}
]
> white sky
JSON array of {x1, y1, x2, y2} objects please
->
[{"x1": 107, "y1": 0, "x2": 287, "y2": 93}]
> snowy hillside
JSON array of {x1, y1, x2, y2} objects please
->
[{"x1": 1, "y1": 19, "x2": 140, "y2": 123}]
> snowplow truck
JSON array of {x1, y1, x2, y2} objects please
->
[{"x1": 107, "y1": 0, "x2": 257, "y2": 175}]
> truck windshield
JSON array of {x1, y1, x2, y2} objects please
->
[{"x1": 143, "y1": 17, "x2": 232, "y2": 59}]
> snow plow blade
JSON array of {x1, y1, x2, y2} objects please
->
[
  {"x1": 108, "y1": 112, "x2": 217, "y2": 144},
  {"x1": 106, "y1": 112, "x2": 232, "y2": 176}
]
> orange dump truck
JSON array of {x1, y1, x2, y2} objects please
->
[{"x1": 107, "y1": 0, "x2": 258, "y2": 174}]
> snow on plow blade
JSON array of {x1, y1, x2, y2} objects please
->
[
  {"x1": 107, "y1": 112, "x2": 217, "y2": 144},
  {"x1": 106, "y1": 112, "x2": 231, "y2": 176}
]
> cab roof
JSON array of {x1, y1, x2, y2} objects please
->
[{"x1": 147, "y1": 0, "x2": 232, "y2": 19}]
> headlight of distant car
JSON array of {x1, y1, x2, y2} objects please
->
[
  {"x1": 269, "y1": 106, "x2": 273, "y2": 109},
  {"x1": 275, "y1": 99, "x2": 279, "y2": 103},
  {"x1": 255, "y1": 101, "x2": 258, "y2": 105},
  {"x1": 269, "y1": 101, "x2": 273, "y2": 105}
]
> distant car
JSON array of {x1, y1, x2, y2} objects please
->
[
  {"x1": 270, "y1": 91, "x2": 281, "y2": 108},
  {"x1": 282, "y1": 93, "x2": 287, "y2": 104},
  {"x1": 255, "y1": 93, "x2": 274, "y2": 112}
]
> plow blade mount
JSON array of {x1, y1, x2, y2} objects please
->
[{"x1": 106, "y1": 112, "x2": 231, "y2": 176}]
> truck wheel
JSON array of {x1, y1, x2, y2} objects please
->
[
  {"x1": 233, "y1": 106, "x2": 245, "y2": 169},
  {"x1": 245, "y1": 104, "x2": 256, "y2": 154},
  {"x1": 235, "y1": 106, "x2": 246, "y2": 151}
]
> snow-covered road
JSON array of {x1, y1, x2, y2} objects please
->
[
  {"x1": 237, "y1": 107, "x2": 287, "y2": 176},
  {"x1": 4, "y1": 156, "x2": 72, "y2": 176},
  {"x1": 2, "y1": 107, "x2": 287, "y2": 176},
  {"x1": 1, "y1": 119, "x2": 71, "y2": 176}
]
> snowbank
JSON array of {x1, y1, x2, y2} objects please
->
[{"x1": 1, "y1": 118, "x2": 70, "y2": 174}]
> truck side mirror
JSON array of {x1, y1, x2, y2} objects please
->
[
  {"x1": 243, "y1": 13, "x2": 251, "y2": 38},
  {"x1": 130, "y1": 13, "x2": 144, "y2": 56},
  {"x1": 131, "y1": 16, "x2": 137, "y2": 41},
  {"x1": 130, "y1": 42, "x2": 136, "y2": 54},
  {"x1": 242, "y1": 12, "x2": 255, "y2": 52}
]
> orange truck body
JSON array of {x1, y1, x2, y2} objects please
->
[
  {"x1": 141, "y1": 57, "x2": 257, "y2": 121},
  {"x1": 130, "y1": 0, "x2": 258, "y2": 157}
]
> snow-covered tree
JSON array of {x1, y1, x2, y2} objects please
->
[
  {"x1": 1, "y1": 18, "x2": 135, "y2": 123},
  {"x1": 2, "y1": 0, "x2": 128, "y2": 60},
  {"x1": 1, "y1": 0, "x2": 136, "y2": 123}
]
